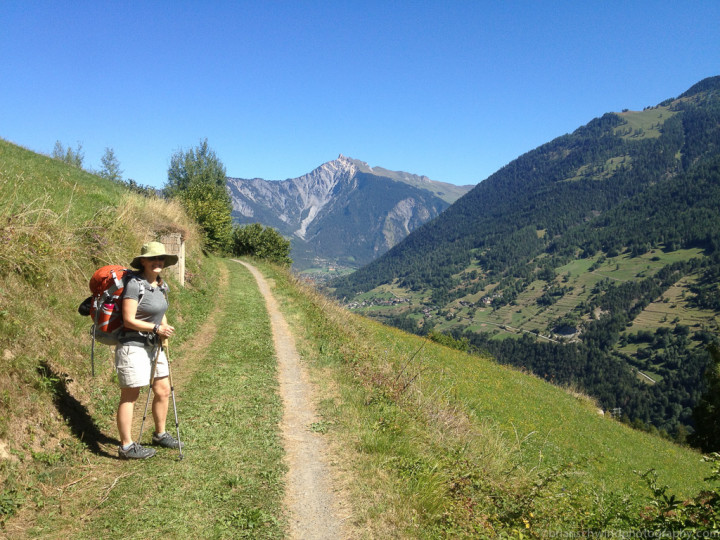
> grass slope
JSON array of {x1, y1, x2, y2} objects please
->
[
  {"x1": 255, "y1": 262, "x2": 713, "y2": 536},
  {"x1": 0, "y1": 138, "x2": 126, "y2": 221},
  {"x1": 0, "y1": 139, "x2": 202, "y2": 532}
]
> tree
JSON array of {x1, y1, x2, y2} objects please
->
[
  {"x1": 232, "y1": 223, "x2": 292, "y2": 265},
  {"x1": 166, "y1": 138, "x2": 226, "y2": 196},
  {"x1": 99, "y1": 147, "x2": 123, "y2": 183},
  {"x1": 52, "y1": 140, "x2": 63, "y2": 160},
  {"x1": 691, "y1": 344, "x2": 720, "y2": 452},
  {"x1": 179, "y1": 181, "x2": 233, "y2": 253},
  {"x1": 52, "y1": 140, "x2": 84, "y2": 168},
  {"x1": 165, "y1": 139, "x2": 233, "y2": 253}
]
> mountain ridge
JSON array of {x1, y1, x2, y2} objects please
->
[{"x1": 227, "y1": 154, "x2": 473, "y2": 270}]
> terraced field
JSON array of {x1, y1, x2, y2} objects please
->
[{"x1": 349, "y1": 247, "x2": 718, "y2": 345}]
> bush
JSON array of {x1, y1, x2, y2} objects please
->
[
  {"x1": 636, "y1": 453, "x2": 720, "y2": 532},
  {"x1": 427, "y1": 331, "x2": 470, "y2": 352},
  {"x1": 232, "y1": 223, "x2": 291, "y2": 265}
]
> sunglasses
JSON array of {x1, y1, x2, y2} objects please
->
[{"x1": 145, "y1": 256, "x2": 166, "y2": 262}]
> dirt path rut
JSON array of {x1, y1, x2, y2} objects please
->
[{"x1": 235, "y1": 260, "x2": 347, "y2": 539}]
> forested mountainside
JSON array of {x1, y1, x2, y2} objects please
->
[
  {"x1": 227, "y1": 155, "x2": 472, "y2": 271},
  {"x1": 329, "y1": 76, "x2": 720, "y2": 441}
]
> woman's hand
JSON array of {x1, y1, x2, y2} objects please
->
[{"x1": 156, "y1": 323, "x2": 175, "y2": 338}]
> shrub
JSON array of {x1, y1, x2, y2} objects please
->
[{"x1": 232, "y1": 223, "x2": 292, "y2": 265}]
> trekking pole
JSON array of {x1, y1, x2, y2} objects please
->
[
  {"x1": 164, "y1": 340, "x2": 184, "y2": 461},
  {"x1": 138, "y1": 342, "x2": 161, "y2": 444},
  {"x1": 90, "y1": 324, "x2": 96, "y2": 377}
]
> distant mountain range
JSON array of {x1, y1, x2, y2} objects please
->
[
  {"x1": 330, "y1": 76, "x2": 720, "y2": 440},
  {"x1": 226, "y1": 155, "x2": 473, "y2": 270}
]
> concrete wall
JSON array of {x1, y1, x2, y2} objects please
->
[{"x1": 160, "y1": 233, "x2": 185, "y2": 287}]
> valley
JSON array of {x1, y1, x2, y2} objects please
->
[{"x1": 346, "y1": 246, "x2": 718, "y2": 382}]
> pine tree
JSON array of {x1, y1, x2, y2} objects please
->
[
  {"x1": 691, "y1": 344, "x2": 720, "y2": 452},
  {"x1": 99, "y1": 147, "x2": 123, "y2": 183},
  {"x1": 165, "y1": 139, "x2": 232, "y2": 253}
]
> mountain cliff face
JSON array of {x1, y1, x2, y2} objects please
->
[{"x1": 226, "y1": 155, "x2": 472, "y2": 269}]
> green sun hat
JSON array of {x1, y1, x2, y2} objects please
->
[{"x1": 130, "y1": 241, "x2": 179, "y2": 269}]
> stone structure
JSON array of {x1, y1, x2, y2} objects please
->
[{"x1": 160, "y1": 232, "x2": 185, "y2": 287}]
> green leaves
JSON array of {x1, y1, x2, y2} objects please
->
[
  {"x1": 166, "y1": 138, "x2": 227, "y2": 197},
  {"x1": 165, "y1": 139, "x2": 233, "y2": 253},
  {"x1": 232, "y1": 223, "x2": 292, "y2": 265},
  {"x1": 179, "y1": 181, "x2": 233, "y2": 252}
]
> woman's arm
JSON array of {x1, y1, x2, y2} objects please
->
[{"x1": 122, "y1": 298, "x2": 175, "y2": 338}]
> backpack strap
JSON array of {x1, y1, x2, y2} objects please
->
[
  {"x1": 137, "y1": 279, "x2": 146, "y2": 303},
  {"x1": 159, "y1": 281, "x2": 169, "y2": 303},
  {"x1": 124, "y1": 273, "x2": 167, "y2": 306},
  {"x1": 124, "y1": 272, "x2": 146, "y2": 303},
  {"x1": 111, "y1": 268, "x2": 124, "y2": 290}
]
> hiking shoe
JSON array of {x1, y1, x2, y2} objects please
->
[
  {"x1": 118, "y1": 442, "x2": 156, "y2": 460},
  {"x1": 152, "y1": 432, "x2": 183, "y2": 449}
]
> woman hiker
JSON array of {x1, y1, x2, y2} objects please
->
[{"x1": 115, "y1": 241, "x2": 182, "y2": 459}]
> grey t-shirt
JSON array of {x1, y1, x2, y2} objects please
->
[{"x1": 118, "y1": 277, "x2": 169, "y2": 346}]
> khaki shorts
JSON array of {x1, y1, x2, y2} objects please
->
[{"x1": 115, "y1": 344, "x2": 169, "y2": 388}]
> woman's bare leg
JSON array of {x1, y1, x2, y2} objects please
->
[
  {"x1": 152, "y1": 376, "x2": 171, "y2": 434},
  {"x1": 117, "y1": 386, "x2": 141, "y2": 446}
]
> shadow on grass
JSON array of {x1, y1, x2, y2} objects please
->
[{"x1": 38, "y1": 360, "x2": 119, "y2": 459}]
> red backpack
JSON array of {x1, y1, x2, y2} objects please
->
[
  {"x1": 90, "y1": 266, "x2": 144, "y2": 343},
  {"x1": 78, "y1": 265, "x2": 146, "y2": 375}
]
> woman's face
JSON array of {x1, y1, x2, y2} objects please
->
[{"x1": 140, "y1": 255, "x2": 165, "y2": 277}]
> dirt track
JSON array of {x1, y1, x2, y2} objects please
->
[{"x1": 235, "y1": 260, "x2": 347, "y2": 539}]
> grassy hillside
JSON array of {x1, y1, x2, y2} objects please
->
[
  {"x1": 1, "y1": 138, "x2": 718, "y2": 537},
  {"x1": 254, "y1": 261, "x2": 717, "y2": 536},
  {"x1": 330, "y1": 77, "x2": 720, "y2": 439},
  {"x1": 0, "y1": 138, "x2": 206, "y2": 527},
  {"x1": 0, "y1": 138, "x2": 125, "y2": 220}
]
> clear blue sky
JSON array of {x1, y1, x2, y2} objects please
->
[{"x1": 1, "y1": 1, "x2": 719, "y2": 188}]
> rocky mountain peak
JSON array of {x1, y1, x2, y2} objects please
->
[
  {"x1": 226, "y1": 156, "x2": 472, "y2": 269},
  {"x1": 313, "y1": 154, "x2": 357, "y2": 179}
]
